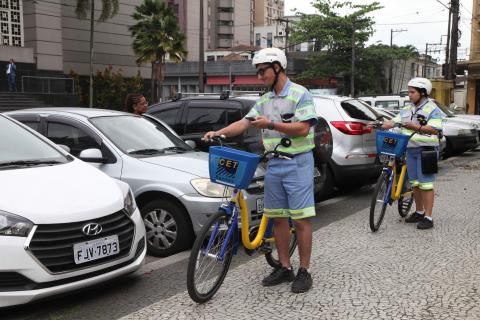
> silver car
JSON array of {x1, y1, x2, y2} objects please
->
[
  {"x1": 6, "y1": 108, "x2": 265, "y2": 257},
  {"x1": 312, "y1": 96, "x2": 383, "y2": 195}
]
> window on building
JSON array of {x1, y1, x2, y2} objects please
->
[
  {"x1": 267, "y1": 32, "x2": 272, "y2": 48},
  {"x1": 255, "y1": 33, "x2": 260, "y2": 46},
  {"x1": 207, "y1": 55, "x2": 215, "y2": 61},
  {"x1": 217, "y1": 55, "x2": 224, "y2": 61},
  {"x1": 0, "y1": 0, "x2": 23, "y2": 46}
]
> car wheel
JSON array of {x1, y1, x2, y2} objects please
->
[
  {"x1": 141, "y1": 199, "x2": 193, "y2": 257},
  {"x1": 314, "y1": 163, "x2": 334, "y2": 201}
]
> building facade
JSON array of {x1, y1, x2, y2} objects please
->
[{"x1": 459, "y1": 0, "x2": 480, "y2": 114}]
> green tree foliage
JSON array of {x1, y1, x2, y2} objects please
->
[
  {"x1": 290, "y1": 0, "x2": 417, "y2": 95},
  {"x1": 70, "y1": 66, "x2": 144, "y2": 110},
  {"x1": 130, "y1": 0, "x2": 187, "y2": 102},
  {"x1": 75, "y1": 0, "x2": 119, "y2": 22}
]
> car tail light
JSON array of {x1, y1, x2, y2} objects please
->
[{"x1": 330, "y1": 121, "x2": 372, "y2": 135}]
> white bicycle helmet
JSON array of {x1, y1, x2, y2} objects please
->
[
  {"x1": 407, "y1": 77, "x2": 432, "y2": 95},
  {"x1": 252, "y1": 47, "x2": 287, "y2": 69}
]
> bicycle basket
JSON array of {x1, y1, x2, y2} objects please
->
[
  {"x1": 208, "y1": 146, "x2": 260, "y2": 189},
  {"x1": 376, "y1": 131, "x2": 410, "y2": 158}
]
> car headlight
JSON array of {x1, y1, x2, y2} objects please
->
[
  {"x1": 124, "y1": 189, "x2": 137, "y2": 216},
  {"x1": 191, "y1": 178, "x2": 233, "y2": 198},
  {"x1": 0, "y1": 210, "x2": 33, "y2": 237}
]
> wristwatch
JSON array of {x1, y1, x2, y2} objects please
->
[{"x1": 267, "y1": 120, "x2": 275, "y2": 130}]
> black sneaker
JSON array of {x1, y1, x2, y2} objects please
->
[
  {"x1": 291, "y1": 268, "x2": 313, "y2": 293},
  {"x1": 405, "y1": 212, "x2": 424, "y2": 223},
  {"x1": 417, "y1": 217, "x2": 434, "y2": 229},
  {"x1": 262, "y1": 267, "x2": 295, "y2": 287}
]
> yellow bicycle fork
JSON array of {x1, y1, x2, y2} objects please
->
[{"x1": 390, "y1": 160, "x2": 412, "y2": 201}]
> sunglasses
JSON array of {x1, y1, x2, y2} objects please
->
[{"x1": 256, "y1": 65, "x2": 273, "y2": 76}]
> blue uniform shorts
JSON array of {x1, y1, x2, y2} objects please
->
[
  {"x1": 264, "y1": 151, "x2": 316, "y2": 220},
  {"x1": 406, "y1": 147, "x2": 438, "y2": 190}
]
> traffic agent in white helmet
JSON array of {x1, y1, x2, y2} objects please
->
[
  {"x1": 408, "y1": 77, "x2": 432, "y2": 95},
  {"x1": 252, "y1": 47, "x2": 287, "y2": 69}
]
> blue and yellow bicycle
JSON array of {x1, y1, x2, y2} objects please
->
[
  {"x1": 186, "y1": 137, "x2": 297, "y2": 303},
  {"x1": 369, "y1": 122, "x2": 415, "y2": 232}
]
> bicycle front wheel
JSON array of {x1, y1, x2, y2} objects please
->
[
  {"x1": 370, "y1": 171, "x2": 389, "y2": 232},
  {"x1": 187, "y1": 211, "x2": 234, "y2": 303}
]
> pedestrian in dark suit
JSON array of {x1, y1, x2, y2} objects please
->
[{"x1": 6, "y1": 59, "x2": 16, "y2": 92}]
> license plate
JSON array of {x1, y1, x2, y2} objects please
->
[
  {"x1": 256, "y1": 198, "x2": 264, "y2": 213},
  {"x1": 73, "y1": 235, "x2": 120, "y2": 265}
]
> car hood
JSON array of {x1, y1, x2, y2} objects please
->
[
  {"x1": 0, "y1": 160, "x2": 123, "y2": 224},
  {"x1": 138, "y1": 151, "x2": 210, "y2": 177},
  {"x1": 444, "y1": 116, "x2": 480, "y2": 129},
  {"x1": 453, "y1": 114, "x2": 480, "y2": 124},
  {"x1": 137, "y1": 151, "x2": 266, "y2": 180}
]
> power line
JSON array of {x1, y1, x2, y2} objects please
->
[
  {"x1": 434, "y1": 0, "x2": 450, "y2": 10},
  {"x1": 376, "y1": 20, "x2": 447, "y2": 25}
]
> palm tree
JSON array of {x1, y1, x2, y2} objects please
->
[
  {"x1": 75, "y1": 0, "x2": 119, "y2": 107},
  {"x1": 130, "y1": 0, "x2": 187, "y2": 102}
]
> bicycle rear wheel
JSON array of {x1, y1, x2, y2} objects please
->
[
  {"x1": 187, "y1": 211, "x2": 234, "y2": 303},
  {"x1": 370, "y1": 171, "x2": 390, "y2": 232},
  {"x1": 265, "y1": 228, "x2": 297, "y2": 269}
]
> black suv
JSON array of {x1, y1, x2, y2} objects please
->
[{"x1": 147, "y1": 93, "x2": 333, "y2": 199}]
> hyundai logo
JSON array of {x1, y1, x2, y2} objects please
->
[{"x1": 82, "y1": 223, "x2": 102, "y2": 236}]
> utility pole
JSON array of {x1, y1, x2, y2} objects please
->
[
  {"x1": 444, "y1": 0, "x2": 452, "y2": 80},
  {"x1": 448, "y1": 0, "x2": 459, "y2": 80},
  {"x1": 198, "y1": 0, "x2": 205, "y2": 93},
  {"x1": 276, "y1": 18, "x2": 290, "y2": 57},
  {"x1": 351, "y1": 22, "x2": 356, "y2": 97},
  {"x1": 89, "y1": 0, "x2": 94, "y2": 108},
  {"x1": 388, "y1": 28, "x2": 407, "y2": 93}
]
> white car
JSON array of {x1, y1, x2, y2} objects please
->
[
  {"x1": 0, "y1": 114, "x2": 146, "y2": 307},
  {"x1": 358, "y1": 95, "x2": 410, "y2": 113}
]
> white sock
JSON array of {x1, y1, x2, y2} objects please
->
[
  {"x1": 416, "y1": 210, "x2": 425, "y2": 215},
  {"x1": 425, "y1": 216, "x2": 433, "y2": 221}
]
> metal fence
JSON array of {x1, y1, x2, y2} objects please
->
[{"x1": 21, "y1": 76, "x2": 75, "y2": 94}]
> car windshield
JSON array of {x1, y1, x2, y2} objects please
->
[
  {"x1": 90, "y1": 115, "x2": 193, "y2": 156},
  {"x1": 0, "y1": 115, "x2": 68, "y2": 168}
]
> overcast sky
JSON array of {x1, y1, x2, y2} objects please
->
[{"x1": 284, "y1": 0, "x2": 473, "y2": 63}]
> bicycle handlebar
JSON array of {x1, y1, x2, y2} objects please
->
[{"x1": 202, "y1": 135, "x2": 295, "y2": 161}]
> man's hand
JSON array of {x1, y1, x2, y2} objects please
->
[
  {"x1": 250, "y1": 116, "x2": 270, "y2": 129},
  {"x1": 203, "y1": 131, "x2": 218, "y2": 140}
]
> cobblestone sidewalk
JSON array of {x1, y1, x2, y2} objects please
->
[{"x1": 121, "y1": 157, "x2": 480, "y2": 320}]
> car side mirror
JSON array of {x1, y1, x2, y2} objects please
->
[
  {"x1": 185, "y1": 140, "x2": 196, "y2": 149},
  {"x1": 57, "y1": 144, "x2": 71, "y2": 153},
  {"x1": 79, "y1": 148, "x2": 108, "y2": 163}
]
